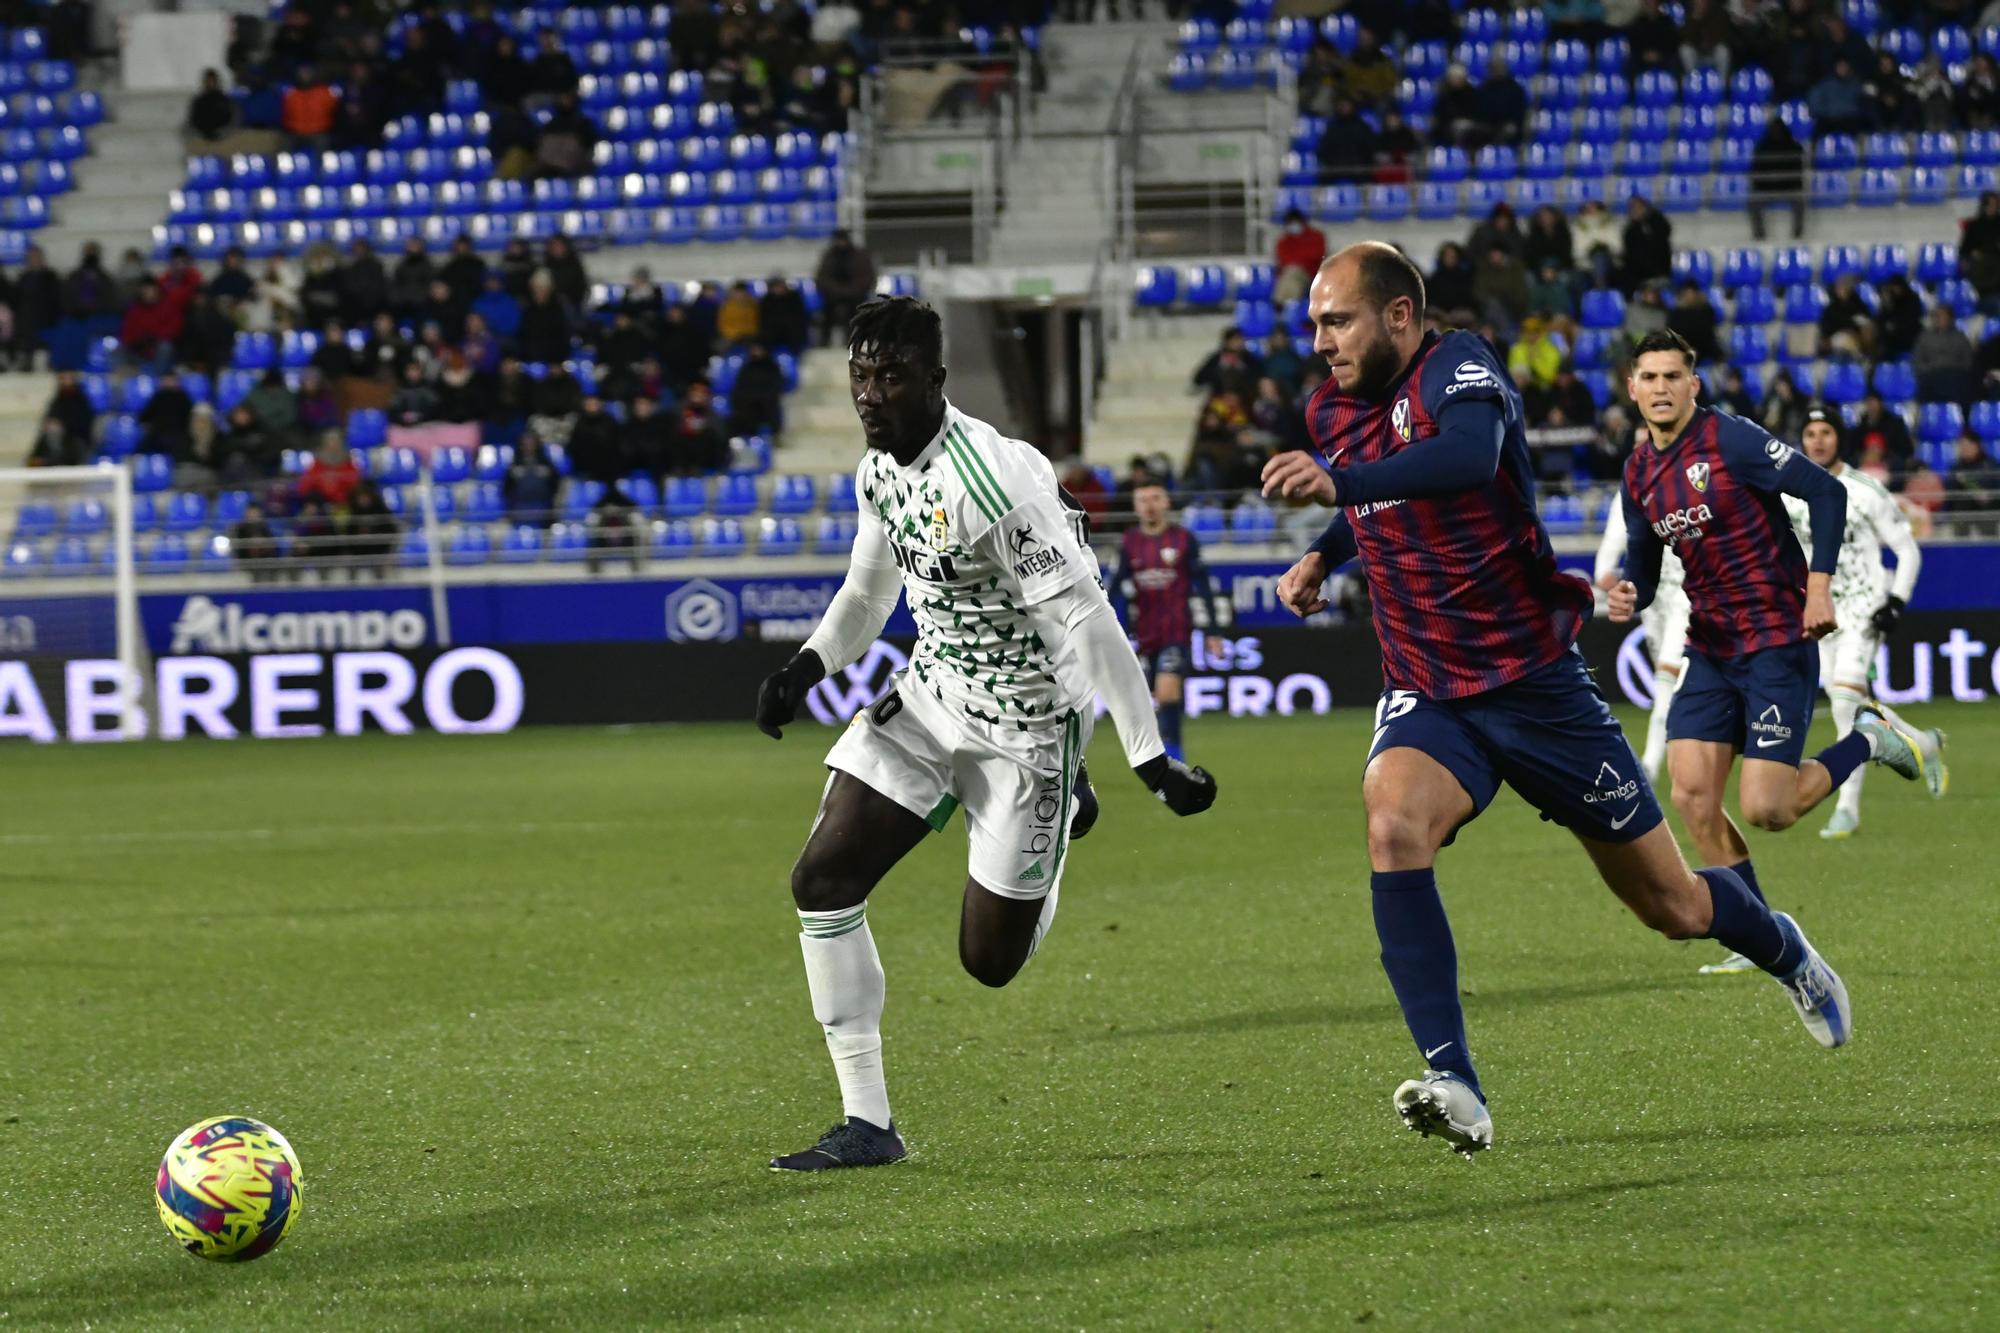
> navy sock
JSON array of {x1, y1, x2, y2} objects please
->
[
  {"x1": 1813, "y1": 731, "x2": 1872, "y2": 791},
  {"x1": 1158, "y1": 700, "x2": 1184, "y2": 762},
  {"x1": 1697, "y1": 866, "x2": 1803, "y2": 976},
  {"x1": 1371, "y1": 869, "x2": 1482, "y2": 1102},
  {"x1": 1730, "y1": 858, "x2": 1766, "y2": 906}
]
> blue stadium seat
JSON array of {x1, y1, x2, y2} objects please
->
[
  {"x1": 1233, "y1": 262, "x2": 1274, "y2": 303},
  {"x1": 1919, "y1": 402, "x2": 1965, "y2": 445},
  {"x1": 1635, "y1": 69, "x2": 1677, "y2": 109},
  {"x1": 1937, "y1": 278, "x2": 1979, "y2": 317},
  {"x1": 1936, "y1": 24, "x2": 1974, "y2": 63},
  {"x1": 1810, "y1": 170, "x2": 1855, "y2": 207},
  {"x1": 1770, "y1": 246, "x2": 1812, "y2": 289},
  {"x1": 1522, "y1": 142, "x2": 1566, "y2": 180},
  {"x1": 1578, "y1": 371, "x2": 1612, "y2": 408},
  {"x1": 758, "y1": 516, "x2": 804, "y2": 556},
  {"x1": 1820, "y1": 244, "x2": 1863, "y2": 284},
  {"x1": 1782, "y1": 284, "x2": 1828, "y2": 324},
  {"x1": 1134, "y1": 264, "x2": 1176, "y2": 307},
  {"x1": 1857, "y1": 169, "x2": 1901, "y2": 206},
  {"x1": 1427, "y1": 145, "x2": 1470, "y2": 183},
  {"x1": 560, "y1": 479, "x2": 606, "y2": 524},
  {"x1": 1733, "y1": 286, "x2": 1777, "y2": 325},
  {"x1": 121, "y1": 374, "x2": 156, "y2": 413},
  {"x1": 1671, "y1": 249, "x2": 1716, "y2": 288},
  {"x1": 99, "y1": 415, "x2": 142, "y2": 457},
  {"x1": 1727, "y1": 325, "x2": 1771, "y2": 365},
  {"x1": 769, "y1": 474, "x2": 816, "y2": 515},
  {"x1": 712, "y1": 473, "x2": 758, "y2": 517},
  {"x1": 1313, "y1": 183, "x2": 1361, "y2": 222},
  {"x1": 1873, "y1": 360, "x2": 1917, "y2": 401},
  {"x1": 347, "y1": 407, "x2": 387, "y2": 449},
  {"x1": 499, "y1": 524, "x2": 543, "y2": 564},
  {"x1": 1473, "y1": 145, "x2": 1515, "y2": 181},
  {"x1": 1363, "y1": 184, "x2": 1409, "y2": 220},
  {"x1": 1572, "y1": 330, "x2": 1613, "y2": 370},
  {"x1": 1615, "y1": 141, "x2": 1663, "y2": 180},
  {"x1": 1183, "y1": 263, "x2": 1228, "y2": 306},
  {"x1": 1463, "y1": 181, "x2": 1504, "y2": 216},
  {"x1": 700, "y1": 517, "x2": 746, "y2": 555},
  {"x1": 1916, "y1": 241, "x2": 1959, "y2": 287},
  {"x1": 1907, "y1": 167, "x2": 1949, "y2": 205},
  {"x1": 1865, "y1": 243, "x2": 1909, "y2": 284},
  {"x1": 545, "y1": 524, "x2": 588, "y2": 563},
  {"x1": 163, "y1": 491, "x2": 207, "y2": 533},
  {"x1": 446, "y1": 526, "x2": 491, "y2": 567},
  {"x1": 1820, "y1": 361, "x2": 1867, "y2": 405},
  {"x1": 1969, "y1": 400, "x2": 2000, "y2": 443},
  {"x1": 813, "y1": 514, "x2": 858, "y2": 556},
  {"x1": 649, "y1": 519, "x2": 696, "y2": 560},
  {"x1": 49, "y1": 536, "x2": 95, "y2": 576},
  {"x1": 1579, "y1": 287, "x2": 1625, "y2": 331},
  {"x1": 464, "y1": 482, "x2": 504, "y2": 524},
  {"x1": 64, "y1": 498, "x2": 106, "y2": 535},
  {"x1": 1683, "y1": 67, "x2": 1724, "y2": 108},
  {"x1": 132, "y1": 454, "x2": 172, "y2": 493},
  {"x1": 1661, "y1": 175, "x2": 1703, "y2": 214},
  {"x1": 1546, "y1": 38, "x2": 1589, "y2": 77},
  {"x1": 1416, "y1": 182, "x2": 1459, "y2": 220}
]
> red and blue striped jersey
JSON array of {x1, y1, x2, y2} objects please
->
[
  {"x1": 1307, "y1": 329, "x2": 1593, "y2": 699},
  {"x1": 1112, "y1": 524, "x2": 1216, "y2": 654},
  {"x1": 1621, "y1": 406, "x2": 1838, "y2": 658}
]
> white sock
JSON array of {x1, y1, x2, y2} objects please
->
[
  {"x1": 798, "y1": 905, "x2": 891, "y2": 1129},
  {"x1": 1642, "y1": 666, "x2": 1676, "y2": 782},
  {"x1": 1028, "y1": 882, "x2": 1060, "y2": 962},
  {"x1": 1829, "y1": 685, "x2": 1867, "y2": 817}
]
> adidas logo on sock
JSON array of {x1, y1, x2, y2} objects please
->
[{"x1": 1017, "y1": 861, "x2": 1044, "y2": 882}]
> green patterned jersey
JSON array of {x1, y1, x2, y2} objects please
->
[
  {"x1": 851, "y1": 403, "x2": 1094, "y2": 730},
  {"x1": 1783, "y1": 465, "x2": 1920, "y2": 614}
]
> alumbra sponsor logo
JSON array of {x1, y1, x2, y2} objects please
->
[{"x1": 170, "y1": 595, "x2": 427, "y2": 654}]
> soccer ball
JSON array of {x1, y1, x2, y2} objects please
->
[{"x1": 155, "y1": 1116, "x2": 303, "y2": 1261}]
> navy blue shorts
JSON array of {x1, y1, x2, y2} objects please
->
[
  {"x1": 1369, "y1": 646, "x2": 1664, "y2": 845},
  {"x1": 1142, "y1": 642, "x2": 1191, "y2": 684},
  {"x1": 1667, "y1": 641, "x2": 1817, "y2": 767}
]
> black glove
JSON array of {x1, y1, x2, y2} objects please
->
[
  {"x1": 754, "y1": 651, "x2": 826, "y2": 739},
  {"x1": 1870, "y1": 595, "x2": 1905, "y2": 636},
  {"x1": 1135, "y1": 754, "x2": 1218, "y2": 816}
]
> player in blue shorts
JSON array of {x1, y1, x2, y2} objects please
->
[
  {"x1": 1609, "y1": 332, "x2": 1943, "y2": 972},
  {"x1": 1263, "y1": 245, "x2": 1851, "y2": 1157}
]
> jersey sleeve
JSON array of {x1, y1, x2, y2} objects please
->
[
  {"x1": 962, "y1": 444, "x2": 1093, "y2": 607},
  {"x1": 1714, "y1": 412, "x2": 1810, "y2": 494},
  {"x1": 1594, "y1": 491, "x2": 1629, "y2": 582},
  {"x1": 1416, "y1": 330, "x2": 1512, "y2": 417}
]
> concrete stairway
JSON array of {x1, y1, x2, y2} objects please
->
[
  {"x1": 0, "y1": 369, "x2": 58, "y2": 464},
  {"x1": 1088, "y1": 312, "x2": 1215, "y2": 466},
  {"x1": 774, "y1": 347, "x2": 864, "y2": 477},
  {"x1": 35, "y1": 89, "x2": 184, "y2": 268}
]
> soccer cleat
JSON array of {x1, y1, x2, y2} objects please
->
[
  {"x1": 1819, "y1": 808, "x2": 1859, "y2": 840},
  {"x1": 1392, "y1": 1070, "x2": 1492, "y2": 1156},
  {"x1": 1773, "y1": 913, "x2": 1851, "y2": 1049},
  {"x1": 1068, "y1": 763, "x2": 1099, "y2": 841},
  {"x1": 769, "y1": 1118, "x2": 907, "y2": 1172},
  {"x1": 1854, "y1": 704, "x2": 1948, "y2": 799},
  {"x1": 1698, "y1": 950, "x2": 1759, "y2": 974}
]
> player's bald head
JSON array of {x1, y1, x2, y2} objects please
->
[{"x1": 1322, "y1": 243, "x2": 1426, "y2": 322}]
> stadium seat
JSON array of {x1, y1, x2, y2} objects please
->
[
  {"x1": 1866, "y1": 243, "x2": 1910, "y2": 284},
  {"x1": 1771, "y1": 246, "x2": 1813, "y2": 289},
  {"x1": 711, "y1": 473, "x2": 757, "y2": 517},
  {"x1": 463, "y1": 482, "x2": 504, "y2": 524},
  {"x1": 1134, "y1": 264, "x2": 1176, "y2": 307},
  {"x1": 1671, "y1": 249, "x2": 1716, "y2": 289},
  {"x1": 545, "y1": 524, "x2": 588, "y2": 563},
  {"x1": 812, "y1": 514, "x2": 858, "y2": 556},
  {"x1": 1970, "y1": 400, "x2": 2000, "y2": 444},
  {"x1": 1857, "y1": 169, "x2": 1901, "y2": 206},
  {"x1": 769, "y1": 474, "x2": 816, "y2": 516},
  {"x1": 1908, "y1": 167, "x2": 1949, "y2": 205},
  {"x1": 1820, "y1": 244, "x2": 1863, "y2": 284},
  {"x1": 1313, "y1": 183, "x2": 1361, "y2": 222},
  {"x1": 561, "y1": 479, "x2": 607, "y2": 524},
  {"x1": 651, "y1": 519, "x2": 697, "y2": 560},
  {"x1": 1919, "y1": 402, "x2": 1965, "y2": 445},
  {"x1": 1363, "y1": 185, "x2": 1409, "y2": 220},
  {"x1": 1915, "y1": 241, "x2": 1959, "y2": 287},
  {"x1": 1873, "y1": 360, "x2": 1917, "y2": 401},
  {"x1": 1732, "y1": 286, "x2": 1777, "y2": 325},
  {"x1": 700, "y1": 517, "x2": 746, "y2": 555},
  {"x1": 1579, "y1": 288, "x2": 1625, "y2": 329},
  {"x1": 1727, "y1": 325, "x2": 1771, "y2": 365},
  {"x1": 1235, "y1": 300, "x2": 1275, "y2": 339},
  {"x1": 63, "y1": 498, "x2": 106, "y2": 536},
  {"x1": 1233, "y1": 262, "x2": 1274, "y2": 303},
  {"x1": 1572, "y1": 330, "x2": 1614, "y2": 371},
  {"x1": 825, "y1": 473, "x2": 858, "y2": 515},
  {"x1": 758, "y1": 516, "x2": 804, "y2": 556},
  {"x1": 1782, "y1": 284, "x2": 1828, "y2": 325},
  {"x1": 1416, "y1": 182, "x2": 1459, "y2": 220},
  {"x1": 1183, "y1": 264, "x2": 1228, "y2": 307},
  {"x1": 499, "y1": 524, "x2": 543, "y2": 564},
  {"x1": 1937, "y1": 278, "x2": 1980, "y2": 317},
  {"x1": 132, "y1": 454, "x2": 172, "y2": 493},
  {"x1": 1182, "y1": 502, "x2": 1225, "y2": 544},
  {"x1": 1810, "y1": 170, "x2": 1855, "y2": 207},
  {"x1": 1820, "y1": 361, "x2": 1867, "y2": 405},
  {"x1": 447, "y1": 526, "x2": 492, "y2": 566},
  {"x1": 1661, "y1": 175, "x2": 1703, "y2": 214}
]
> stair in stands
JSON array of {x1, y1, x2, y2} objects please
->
[{"x1": 34, "y1": 89, "x2": 187, "y2": 267}]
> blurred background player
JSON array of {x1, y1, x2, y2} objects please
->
[
  {"x1": 1111, "y1": 481, "x2": 1223, "y2": 762},
  {"x1": 753, "y1": 297, "x2": 1216, "y2": 1172},
  {"x1": 1609, "y1": 332, "x2": 1941, "y2": 978},
  {"x1": 1785, "y1": 405, "x2": 1945, "y2": 840},
  {"x1": 1596, "y1": 490, "x2": 1687, "y2": 782}
]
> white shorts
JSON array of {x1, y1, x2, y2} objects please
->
[
  {"x1": 1642, "y1": 587, "x2": 1690, "y2": 673},
  {"x1": 1818, "y1": 624, "x2": 1880, "y2": 691},
  {"x1": 824, "y1": 674, "x2": 1091, "y2": 901}
]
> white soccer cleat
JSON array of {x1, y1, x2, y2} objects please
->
[
  {"x1": 1773, "y1": 913, "x2": 1851, "y2": 1049},
  {"x1": 1854, "y1": 705, "x2": 1948, "y2": 799},
  {"x1": 1819, "y1": 808, "x2": 1859, "y2": 840},
  {"x1": 1698, "y1": 949, "x2": 1759, "y2": 974},
  {"x1": 1392, "y1": 1070, "x2": 1492, "y2": 1156}
]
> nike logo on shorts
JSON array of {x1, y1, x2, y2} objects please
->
[{"x1": 1609, "y1": 806, "x2": 1640, "y2": 830}]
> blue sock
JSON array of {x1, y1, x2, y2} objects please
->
[
  {"x1": 1371, "y1": 868, "x2": 1482, "y2": 1102},
  {"x1": 1697, "y1": 866, "x2": 1803, "y2": 976},
  {"x1": 1158, "y1": 700, "x2": 1184, "y2": 762},
  {"x1": 1813, "y1": 731, "x2": 1872, "y2": 791},
  {"x1": 1730, "y1": 858, "x2": 1766, "y2": 906}
]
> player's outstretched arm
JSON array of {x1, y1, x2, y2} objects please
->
[
  {"x1": 1031, "y1": 579, "x2": 1217, "y2": 816},
  {"x1": 754, "y1": 522, "x2": 901, "y2": 739}
]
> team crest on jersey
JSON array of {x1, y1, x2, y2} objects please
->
[
  {"x1": 1685, "y1": 462, "x2": 1710, "y2": 492},
  {"x1": 1391, "y1": 396, "x2": 1412, "y2": 442},
  {"x1": 928, "y1": 505, "x2": 950, "y2": 550},
  {"x1": 1161, "y1": 545, "x2": 1178, "y2": 566}
]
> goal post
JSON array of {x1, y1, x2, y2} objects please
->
[{"x1": 0, "y1": 463, "x2": 147, "y2": 740}]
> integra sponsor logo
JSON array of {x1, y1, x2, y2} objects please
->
[
  {"x1": 1651, "y1": 503, "x2": 1713, "y2": 542},
  {"x1": 170, "y1": 595, "x2": 427, "y2": 654}
]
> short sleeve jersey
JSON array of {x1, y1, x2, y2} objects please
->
[{"x1": 1117, "y1": 524, "x2": 1203, "y2": 655}]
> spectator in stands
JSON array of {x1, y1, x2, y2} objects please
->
[
  {"x1": 207, "y1": 247, "x2": 254, "y2": 305},
  {"x1": 1624, "y1": 0, "x2": 1679, "y2": 73},
  {"x1": 1619, "y1": 194, "x2": 1672, "y2": 293},
  {"x1": 1749, "y1": 119, "x2": 1807, "y2": 241},
  {"x1": 229, "y1": 502, "x2": 280, "y2": 578},
  {"x1": 1187, "y1": 391, "x2": 1262, "y2": 492},
  {"x1": 339, "y1": 238, "x2": 390, "y2": 325},
  {"x1": 420, "y1": 279, "x2": 467, "y2": 344},
  {"x1": 1571, "y1": 199, "x2": 1621, "y2": 287},
  {"x1": 1337, "y1": 26, "x2": 1398, "y2": 110},
  {"x1": 461, "y1": 310, "x2": 500, "y2": 375},
  {"x1": 438, "y1": 350, "x2": 491, "y2": 421},
  {"x1": 297, "y1": 367, "x2": 340, "y2": 436},
  {"x1": 1427, "y1": 242, "x2": 1476, "y2": 325},
  {"x1": 504, "y1": 431, "x2": 559, "y2": 521},
  {"x1": 814, "y1": 230, "x2": 877, "y2": 344},
  {"x1": 1963, "y1": 192, "x2": 2000, "y2": 306},
  {"x1": 187, "y1": 69, "x2": 236, "y2": 143},
  {"x1": 1521, "y1": 206, "x2": 1574, "y2": 275},
  {"x1": 292, "y1": 495, "x2": 337, "y2": 568},
  {"x1": 1060, "y1": 460, "x2": 1110, "y2": 521},
  {"x1": 716, "y1": 281, "x2": 761, "y2": 348},
  {"x1": 1915, "y1": 304, "x2": 1977, "y2": 404},
  {"x1": 535, "y1": 91, "x2": 599, "y2": 179},
  {"x1": 1432, "y1": 64, "x2": 1481, "y2": 148},
  {"x1": 1941, "y1": 436, "x2": 1997, "y2": 528},
  {"x1": 1273, "y1": 208, "x2": 1328, "y2": 306},
  {"x1": 518, "y1": 271, "x2": 574, "y2": 365},
  {"x1": 389, "y1": 359, "x2": 440, "y2": 427},
  {"x1": 219, "y1": 403, "x2": 276, "y2": 482},
  {"x1": 297, "y1": 433, "x2": 361, "y2": 509},
  {"x1": 440, "y1": 235, "x2": 487, "y2": 308},
  {"x1": 1585, "y1": 403, "x2": 1634, "y2": 480},
  {"x1": 730, "y1": 342, "x2": 788, "y2": 438},
  {"x1": 29, "y1": 413, "x2": 83, "y2": 467},
  {"x1": 40, "y1": 371, "x2": 93, "y2": 455},
  {"x1": 1528, "y1": 262, "x2": 1576, "y2": 320},
  {"x1": 526, "y1": 28, "x2": 580, "y2": 111},
  {"x1": 1507, "y1": 318, "x2": 1565, "y2": 390},
  {"x1": 245, "y1": 368, "x2": 299, "y2": 451},
  {"x1": 585, "y1": 483, "x2": 642, "y2": 572},
  {"x1": 140, "y1": 370, "x2": 195, "y2": 458},
  {"x1": 1807, "y1": 57, "x2": 1867, "y2": 136},
  {"x1": 543, "y1": 235, "x2": 589, "y2": 309},
  {"x1": 530, "y1": 363, "x2": 584, "y2": 443},
  {"x1": 1874, "y1": 274, "x2": 1924, "y2": 362},
  {"x1": 1371, "y1": 109, "x2": 1421, "y2": 183},
  {"x1": 1711, "y1": 365, "x2": 1755, "y2": 417},
  {"x1": 175, "y1": 404, "x2": 223, "y2": 490},
  {"x1": 12, "y1": 246, "x2": 60, "y2": 367},
  {"x1": 1315, "y1": 96, "x2": 1379, "y2": 181},
  {"x1": 1852, "y1": 392, "x2": 1917, "y2": 477},
  {"x1": 236, "y1": 66, "x2": 283, "y2": 133},
  {"x1": 160, "y1": 248, "x2": 203, "y2": 317},
  {"x1": 759, "y1": 277, "x2": 810, "y2": 353},
  {"x1": 64, "y1": 242, "x2": 121, "y2": 320},
  {"x1": 1477, "y1": 56, "x2": 1528, "y2": 148},
  {"x1": 660, "y1": 302, "x2": 710, "y2": 390},
  {"x1": 1472, "y1": 245, "x2": 1529, "y2": 336},
  {"x1": 1818, "y1": 274, "x2": 1875, "y2": 358},
  {"x1": 499, "y1": 237, "x2": 537, "y2": 297},
  {"x1": 1192, "y1": 326, "x2": 1262, "y2": 401},
  {"x1": 1667, "y1": 281, "x2": 1722, "y2": 365},
  {"x1": 567, "y1": 393, "x2": 626, "y2": 483},
  {"x1": 332, "y1": 64, "x2": 389, "y2": 150},
  {"x1": 618, "y1": 267, "x2": 665, "y2": 333},
  {"x1": 1467, "y1": 201, "x2": 1524, "y2": 263},
  {"x1": 1958, "y1": 52, "x2": 2000, "y2": 129},
  {"x1": 481, "y1": 33, "x2": 531, "y2": 110},
  {"x1": 121, "y1": 279, "x2": 183, "y2": 373},
  {"x1": 1866, "y1": 49, "x2": 1919, "y2": 133},
  {"x1": 1295, "y1": 40, "x2": 1341, "y2": 118},
  {"x1": 1525, "y1": 362, "x2": 1597, "y2": 429},
  {"x1": 669, "y1": 379, "x2": 729, "y2": 474},
  {"x1": 1758, "y1": 369, "x2": 1812, "y2": 442},
  {"x1": 345, "y1": 479, "x2": 400, "y2": 577},
  {"x1": 472, "y1": 271, "x2": 522, "y2": 342},
  {"x1": 282, "y1": 64, "x2": 340, "y2": 151},
  {"x1": 621, "y1": 393, "x2": 669, "y2": 477},
  {"x1": 361, "y1": 310, "x2": 411, "y2": 381},
  {"x1": 390, "y1": 238, "x2": 435, "y2": 321},
  {"x1": 1678, "y1": 0, "x2": 1737, "y2": 79}
]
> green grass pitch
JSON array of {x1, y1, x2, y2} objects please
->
[{"x1": 1, "y1": 705, "x2": 1995, "y2": 1329}]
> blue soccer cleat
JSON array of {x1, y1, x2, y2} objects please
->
[
  {"x1": 1392, "y1": 1070, "x2": 1492, "y2": 1156},
  {"x1": 1773, "y1": 913, "x2": 1851, "y2": 1049},
  {"x1": 769, "y1": 1118, "x2": 907, "y2": 1172}
]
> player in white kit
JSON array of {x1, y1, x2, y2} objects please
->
[
  {"x1": 1595, "y1": 497, "x2": 1689, "y2": 781},
  {"x1": 752, "y1": 297, "x2": 1218, "y2": 1171},
  {"x1": 1784, "y1": 406, "x2": 1946, "y2": 839}
]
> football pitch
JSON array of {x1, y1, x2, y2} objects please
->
[{"x1": 2, "y1": 706, "x2": 1994, "y2": 1330}]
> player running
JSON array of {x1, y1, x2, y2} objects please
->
[
  {"x1": 1262, "y1": 246, "x2": 1849, "y2": 1159},
  {"x1": 1595, "y1": 497, "x2": 1687, "y2": 781},
  {"x1": 1111, "y1": 481, "x2": 1224, "y2": 762},
  {"x1": 1608, "y1": 333, "x2": 1942, "y2": 974},
  {"x1": 753, "y1": 297, "x2": 1217, "y2": 1172},
  {"x1": 1784, "y1": 404, "x2": 1946, "y2": 840}
]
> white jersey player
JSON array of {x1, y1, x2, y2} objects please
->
[
  {"x1": 751, "y1": 297, "x2": 1217, "y2": 1172},
  {"x1": 1595, "y1": 495, "x2": 1688, "y2": 781},
  {"x1": 1782, "y1": 406, "x2": 1946, "y2": 837}
]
